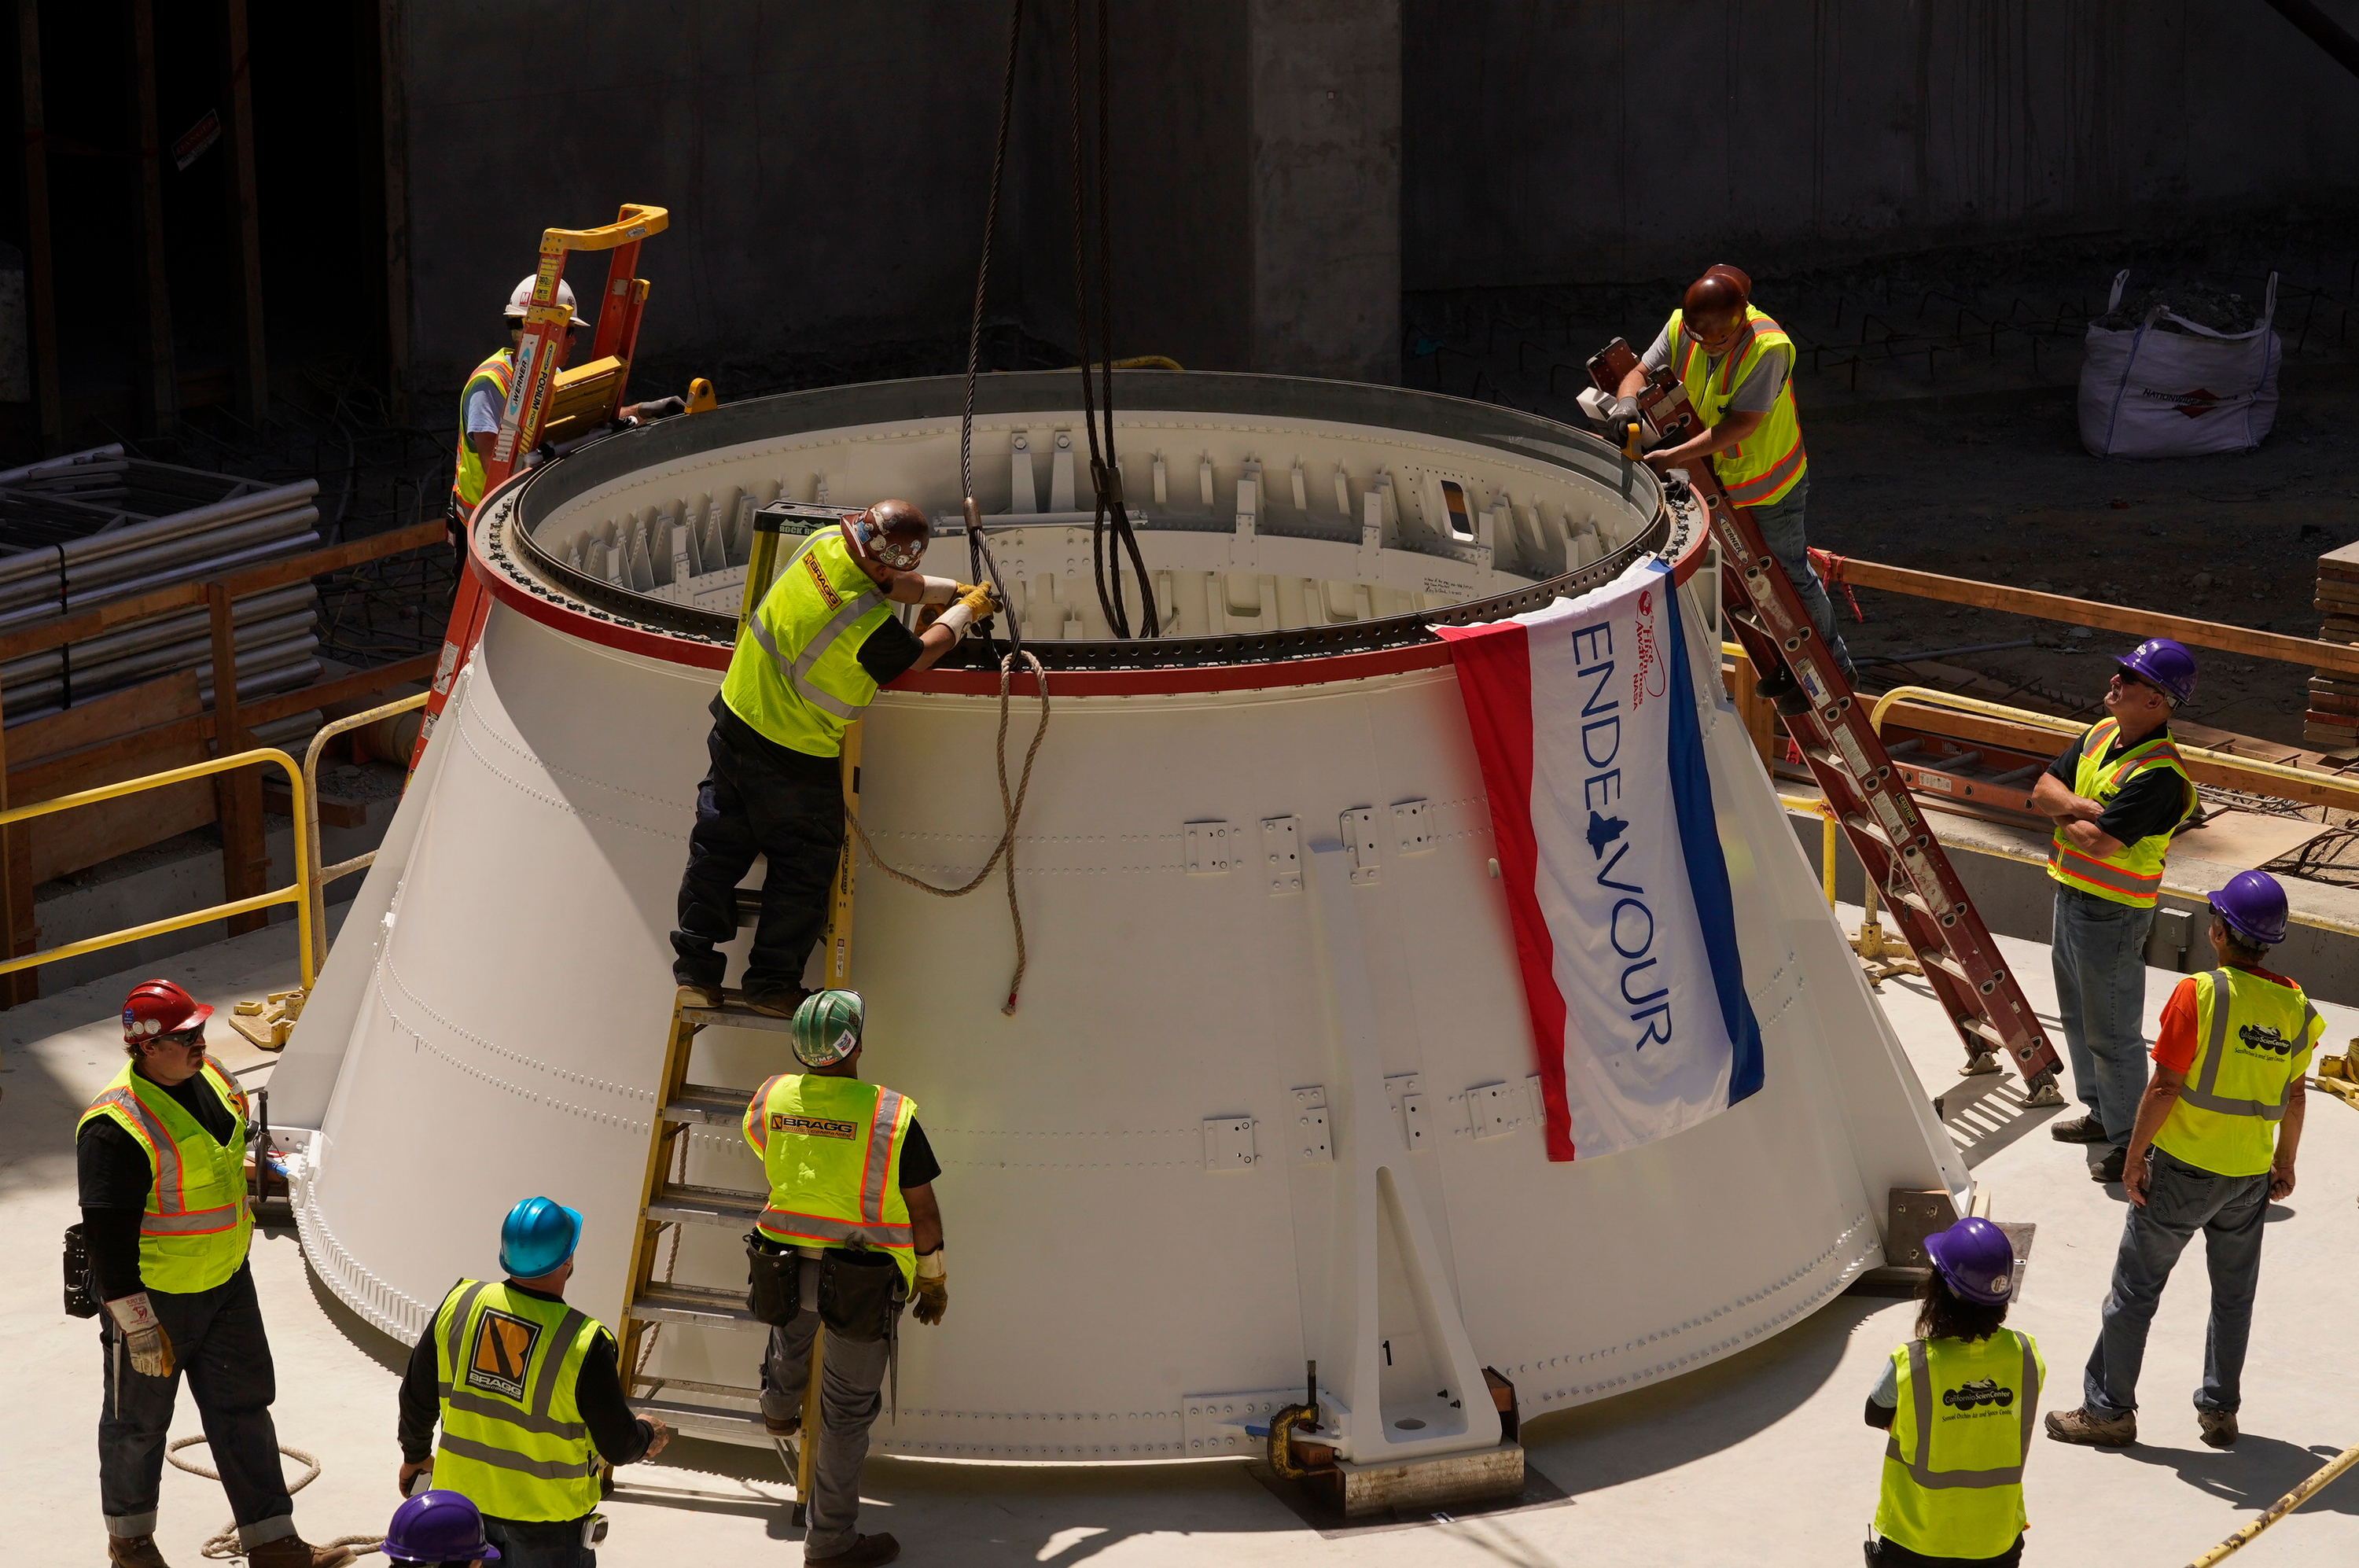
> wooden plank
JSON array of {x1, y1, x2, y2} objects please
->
[
  {"x1": 217, "y1": 518, "x2": 445, "y2": 598},
  {"x1": 28, "y1": 769, "x2": 212, "y2": 884},
  {"x1": 4, "y1": 671, "x2": 201, "y2": 766},
  {"x1": 208, "y1": 583, "x2": 267, "y2": 935},
  {"x1": 219, "y1": 0, "x2": 267, "y2": 423},
  {"x1": 1882, "y1": 700, "x2": 2359, "y2": 816},
  {"x1": 6, "y1": 712, "x2": 214, "y2": 804},
  {"x1": 15, "y1": 0, "x2": 59, "y2": 455},
  {"x1": 126, "y1": 0, "x2": 176, "y2": 435},
  {"x1": 241, "y1": 652, "x2": 436, "y2": 728},
  {"x1": 0, "y1": 681, "x2": 31, "y2": 1005},
  {"x1": 1828, "y1": 557, "x2": 2359, "y2": 679}
]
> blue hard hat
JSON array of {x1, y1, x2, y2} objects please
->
[
  {"x1": 2116, "y1": 637, "x2": 2197, "y2": 709},
  {"x1": 499, "y1": 1196, "x2": 583, "y2": 1279},
  {"x1": 1923, "y1": 1216, "x2": 2015, "y2": 1307},
  {"x1": 385, "y1": 1489, "x2": 499, "y2": 1564},
  {"x1": 2208, "y1": 870, "x2": 2289, "y2": 948}
]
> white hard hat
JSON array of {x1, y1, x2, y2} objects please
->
[{"x1": 506, "y1": 275, "x2": 583, "y2": 327}]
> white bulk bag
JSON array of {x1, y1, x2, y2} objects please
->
[{"x1": 2078, "y1": 271, "x2": 2279, "y2": 458}]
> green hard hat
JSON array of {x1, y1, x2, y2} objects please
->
[{"x1": 791, "y1": 989, "x2": 865, "y2": 1068}]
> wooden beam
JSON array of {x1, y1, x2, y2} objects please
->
[
  {"x1": 15, "y1": 0, "x2": 59, "y2": 454},
  {"x1": 1829, "y1": 556, "x2": 2359, "y2": 680},
  {"x1": 217, "y1": 517, "x2": 445, "y2": 598},
  {"x1": 241, "y1": 651, "x2": 436, "y2": 728},
  {"x1": 126, "y1": 0, "x2": 176, "y2": 435},
  {"x1": 206, "y1": 583, "x2": 267, "y2": 934},
  {"x1": 0, "y1": 682, "x2": 32, "y2": 1006},
  {"x1": 219, "y1": 0, "x2": 267, "y2": 424}
]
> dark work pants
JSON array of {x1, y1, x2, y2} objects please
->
[
  {"x1": 1867, "y1": 1533, "x2": 2024, "y2": 1566},
  {"x1": 762, "y1": 1308, "x2": 893, "y2": 1560},
  {"x1": 98, "y1": 1263, "x2": 297, "y2": 1547},
  {"x1": 672, "y1": 717, "x2": 845, "y2": 994},
  {"x1": 482, "y1": 1515, "x2": 597, "y2": 1567}
]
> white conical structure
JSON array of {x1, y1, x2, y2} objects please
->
[{"x1": 272, "y1": 373, "x2": 1965, "y2": 1465}]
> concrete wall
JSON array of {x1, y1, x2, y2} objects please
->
[{"x1": 1402, "y1": 0, "x2": 2359, "y2": 289}]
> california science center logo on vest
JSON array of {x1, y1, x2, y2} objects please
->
[{"x1": 1574, "y1": 588, "x2": 1675, "y2": 1054}]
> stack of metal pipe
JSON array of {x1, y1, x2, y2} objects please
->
[{"x1": 0, "y1": 447, "x2": 322, "y2": 738}]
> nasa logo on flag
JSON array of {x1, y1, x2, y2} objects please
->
[{"x1": 465, "y1": 1306, "x2": 543, "y2": 1402}]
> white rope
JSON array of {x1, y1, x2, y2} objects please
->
[{"x1": 166, "y1": 1435, "x2": 381, "y2": 1561}]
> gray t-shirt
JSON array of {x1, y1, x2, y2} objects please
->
[
  {"x1": 1868, "y1": 1356, "x2": 1899, "y2": 1408},
  {"x1": 466, "y1": 385, "x2": 506, "y2": 437},
  {"x1": 1643, "y1": 322, "x2": 1790, "y2": 414}
]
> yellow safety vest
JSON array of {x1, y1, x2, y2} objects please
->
[
  {"x1": 1875, "y1": 1329, "x2": 2044, "y2": 1560},
  {"x1": 429, "y1": 1279, "x2": 605, "y2": 1523},
  {"x1": 451, "y1": 348, "x2": 516, "y2": 513},
  {"x1": 2044, "y1": 717, "x2": 2195, "y2": 907},
  {"x1": 719, "y1": 528, "x2": 895, "y2": 760},
  {"x1": 742, "y1": 1073, "x2": 918, "y2": 1289},
  {"x1": 76, "y1": 1059, "x2": 252, "y2": 1295},
  {"x1": 2155, "y1": 967, "x2": 2320, "y2": 1178},
  {"x1": 1665, "y1": 305, "x2": 1808, "y2": 506}
]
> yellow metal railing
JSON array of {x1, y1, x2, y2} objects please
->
[
  {"x1": 300, "y1": 692, "x2": 429, "y2": 945},
  {"x1": 0, "y1": 748, "x2": 315, "y2": 990}
]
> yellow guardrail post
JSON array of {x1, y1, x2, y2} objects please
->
[
  {"x1": 1777, "y1": 794, "x2": 1838, "y2": 909},
  {"x1": 300, "y1": 691, "x2": 432, "y2": 951},
  {"x1": 0, "y1": 748, "x2": 315, "y2": 991}
]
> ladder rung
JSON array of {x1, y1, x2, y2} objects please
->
[
  {"x1": 678, "y1": 997, "x2": 800, "y2": 1034},
  {"x1": 1803, "y1": 744, "x2": 1838, "y2": 769},
  {"x1": 1923, "y1": 950, "x2": 1970, "y2": 984},
  {"x1": 1728, "y1": 604, "x2": 1768, "y2": 632},
  {"x1": 1888, "y1": 886, "x2": 1934, "y2": 919},
  {"x1": 664, "y1": 1083, "x2": 759, "y2": 1125},
  {"x1": 1883, "y1": 738, "x2": 1927, "y2": 760},
  {"x1": 647, "y1": 1183, "x2": 765, "y2": 1229},
  {"x1": 1957, "y1": 1015, "x2": 2007, "y2": 1047},
  {"x1": 626, "y1": 1395, "x2": 773, "y2": 1447},
  {"x1": 627, "y1": 1279, "x2": 765, "y2": 1331},
  {"x1": 631, "y1": 1375, "x2": 762, "y2": 1401},
  {"x1": 1841, "y1": 812, "x2": 1892, "y2": 848}
]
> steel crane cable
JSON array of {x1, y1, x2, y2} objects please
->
[
  {"x1": 959, "y1": 0, "x2": 1028, "y2": 662},
  {"x1": 1067, "y1": 0, "x2": 1157, "y2": 639},
  {"x1": 843, "y1": 649, "x2": 1050, "y2": 1015}
]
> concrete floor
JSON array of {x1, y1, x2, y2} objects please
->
[{"x1": 6, "y1": 913, "x2": 2357, "y2": 1566}]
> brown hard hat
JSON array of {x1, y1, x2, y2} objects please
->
[
  {"x1": 859, "y1": 499, "x2": 932, "y2": 569},
  {"x1": 1683, "y1": 266, "x2": 1750, "y2": 322}
]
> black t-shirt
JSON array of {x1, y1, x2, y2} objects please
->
[
  {"x1": 2045, "y1": 723, "x2": 2188, "y2": 846},
  {"x1": 898, "y1": 1120, "x2": 940, "y2": 1187},
  {"x1": 77, "y1": 1066, "x2": 242, "y2": 1299},
  {"x1": 856, "y1": 614, "x2": 925, "y2": 687}
]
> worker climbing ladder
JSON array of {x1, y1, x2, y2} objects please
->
[
  {"x1": 410, "y1": 203, "x2": 672, "y2": 775},
  {"x1": 1588, "y1": 339, "x2": 2065, "y2": 1100}
]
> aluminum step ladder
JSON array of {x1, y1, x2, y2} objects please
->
[{"x1": 1587, "y1": 337, "x2": 2065, "y2": 1100}]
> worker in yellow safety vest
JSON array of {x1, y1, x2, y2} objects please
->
[
  {"x1": 2048, "y1": 870, "x2": 2317, "y2": 1452},
  {"x1": 1865, "y1": 1216, "x2": 2043, "y2": 1567},
  {"x1": 447, "y1": 277, "x2": 683, "y2": 584},
  {"x1": 669, "y1": 500, "x2": 1000, "y2": 1016},
  {"x1": 1616, "y1": 263, "x2": 1852, "y2": 677},
  {"x1": 75, "y1": 979, "x2": 354, "y2": 1568},
  {"x1": 2030, "y1": 637, "x2": 2199, "y2": 1183},
  {"x1": 742, "y1": 990, "x2": 948, "y2": 1568},
  {"x1": 396, "y1": 1197, "x2": 671, "y2": 1564}
]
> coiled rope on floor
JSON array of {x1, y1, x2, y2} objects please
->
[
  {"x1": 166, "y1": 1435, "x2": 381, "y2": 1560},
  {"x1": 843, "y1": 650, "x2": 1049, "y2": 1014}
]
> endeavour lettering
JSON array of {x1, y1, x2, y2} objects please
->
[{"x1": 1572, "y1": 619, "x2": 1673, "y2": 1051}]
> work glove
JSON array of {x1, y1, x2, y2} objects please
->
[
  {"x1": 106, "y1": 1294, "x2": 175, "y2": 1378},
  {"x1": 634, "y1": 396, "x2": 687, "y2": 421},
  {"x1": 911, "y1": 1276, "x2": 950, "y2": 1327},
  {"x1": 955, "y1": 581, "x2": 1003, "y2": 620}
]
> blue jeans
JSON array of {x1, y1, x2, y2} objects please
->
[
  {"x1": 2083, "y1": 1144, "x2": 2269, "y2": 1418},
  {"x1": 2049, "y1": 887, "x2": 2156, "y2": 1143},
  {"x1": 1742, "y1": 478, "x2": 1853, "y2": 675},
  {"x1": 98, "y1": 1264, "x2": 298, "y2": 1546},
  {"x1": 483, "y1": 1515, "x2": 597, "y2": 1567}
]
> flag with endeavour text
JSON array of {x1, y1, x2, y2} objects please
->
[{"x1": 1435, "y1": 557, "x2": 1762, "y2": 1161}]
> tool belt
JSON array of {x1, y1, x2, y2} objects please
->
[
  {"x1": 61, "y1": 1222, "x2": 98, "y2": 1319},
  {"x1": 743, "y1": 1232, "x2": 802, "y2": 1327}
]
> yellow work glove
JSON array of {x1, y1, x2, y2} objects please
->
[
  {"x1": 107, "y1": 1294, "x2": 176, "y2": 1378},
  {"x1": 956, "y1": 581, "x2": 1002, "y2": 620},
  {"x1": 911, "y1": 1275, "x2": 949, "y2": 1327}
]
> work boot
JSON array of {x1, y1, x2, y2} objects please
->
[
  {"x1": 677, "y1": 981, "x2": 725, "y2": 1010},
  {"x1": 765, "y1": 1412, "x2": 802, "y2": 1438},
  {"x1": 2092, "y1": 1145, "x2": 2129, "y2": 1184},
  {"x1": 2045, "y1": 1405, "x2": 2136, "y2": 1448},
  {"x1": 245, "y1": 1537, "x2": 355, "y2": 1568},
  {"x1": 808, "y1": 1534, "x2": 900, "y2": 1567},
  {"x1": 2049, "y1": 1113, "x2": 2111, "y2": 1143},
  {"x1": 106, "y1": 1537, "x2": 171, "y2": 1568},
  {"x1": 2199, "y1": 1410, "x2": 2240, "y2": 1449},
  {"x1": 745, "y1": 985, "x2": 810, "y2": 1019}
]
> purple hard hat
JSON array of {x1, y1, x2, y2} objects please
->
[
  {"x1": 1923, "y1": 1216, "x2": 2015, "y2": 1307},
  {"x1": 2207, "y1": 869, "x2": 2288, "y2": 948},
  {"x1": 2116, "y1": 637, "x2": 2197, "y2": 709},
  {"x1": 385, "y1": 1490, "x2": 499, "y2": 1565}
]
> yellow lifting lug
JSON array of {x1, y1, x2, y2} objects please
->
[
  {"x1": 1622, "y1": 419, "x2": 1643, "y2": 462},
  {"x1": 686, "y1": 377, "x2": 716, "y2": 414}
]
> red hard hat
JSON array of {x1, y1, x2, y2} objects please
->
[{"x1": 123, "y1": 978, "x2": 212, "y2": 1043}]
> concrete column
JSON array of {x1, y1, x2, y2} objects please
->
[{"x1": 1247, "y1": 0, "x2": 1400, "y2": 382}]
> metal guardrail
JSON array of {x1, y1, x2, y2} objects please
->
[
  {"x1": 0, "y1": 746, "x2": 314, "y2": 989},
  {"x1": 300, "y1": 691, "x2": 429, "y2": 943}
]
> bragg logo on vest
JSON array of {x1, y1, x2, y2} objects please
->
[
  {"x1": 466, "y1": 1308, "x2": 543, "y2": 1402},
  {"x1": 804, "y1": 550, "x2": 844, "y2": 611},
  {"x1": 1940, "y1": 1378, "x2": 2015, "y2": 1411},
  {"x1": 770, "y1": 1113, "x2": 859, "y2": 1139},
  {"x1": 2237, "y1": 1022, "x2": 2295, "y2": 1057}
]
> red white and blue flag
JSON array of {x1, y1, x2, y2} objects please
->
[{"x1": 1437, "y1": 558, "x2": 1763, "y2": 1161}]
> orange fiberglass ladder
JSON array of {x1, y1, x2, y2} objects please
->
[
  {"x1": 409, "y1": 203, "x2": 672, "y2": 773},
  {"x1": 1587, "y1": 337, "x2": 2065, "y2": 1102}
]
